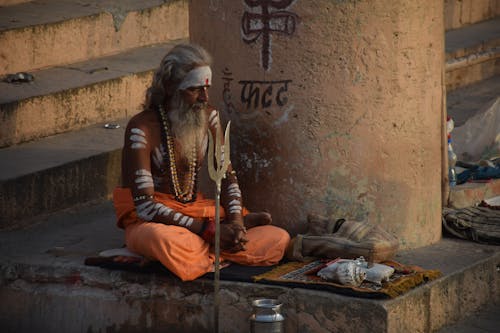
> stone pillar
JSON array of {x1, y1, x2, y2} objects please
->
[{"x1": 190, "y1": 0, "x2": 444, "y2": 249}]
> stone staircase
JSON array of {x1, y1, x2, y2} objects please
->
[
  {"x1": 0, "y1": 0, "x2": 188, "y2": 228},
  {"x1": 0, "y1": 1, "x2": 499, "y2": 332}
]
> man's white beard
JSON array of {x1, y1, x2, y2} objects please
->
[{"x1": 168, "y1": 92, "x2": 208, "y2": 160}]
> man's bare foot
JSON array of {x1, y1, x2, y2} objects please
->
[{"x1": 244, "y1": 212, "x2": 272, "y2": 229}]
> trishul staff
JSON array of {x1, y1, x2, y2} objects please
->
[{"x1": 207, "y1": 121, "x2": 231, "y2": 333}]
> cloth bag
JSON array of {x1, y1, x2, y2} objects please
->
[{"x1": 286, "y1": 214, "x2": 399, "y2": 263}]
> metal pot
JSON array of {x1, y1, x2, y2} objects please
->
[{"x1": 250, "y1": 299, "x2": 285, "y2": 333}]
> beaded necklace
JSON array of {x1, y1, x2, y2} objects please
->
[{"x1": 158, "y1": 104, "x2": 198, "y2": 203}]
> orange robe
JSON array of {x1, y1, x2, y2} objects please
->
[{"x1": 113, "y1": 187, "x2": 290, "y2": 281}]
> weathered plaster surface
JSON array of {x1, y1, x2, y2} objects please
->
[{"x1": 190, "y1": 0, "x2": 444, "y2": 248}]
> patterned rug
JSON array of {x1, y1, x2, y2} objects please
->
[{"x1": 252, "y1": 260, "x2": 442, "y2": 299}]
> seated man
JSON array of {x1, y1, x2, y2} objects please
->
[{"x1": 113, "y1": 43, "x2": 290, "y2": 281}]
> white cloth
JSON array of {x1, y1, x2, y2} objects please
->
[
  {"x1": 453, "y1": 97, "x2": 500, "y2": 162},
  {"x1": 99, "y1": 247, "x2": 143, "y2": 258}
]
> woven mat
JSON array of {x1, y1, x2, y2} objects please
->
[{"x1": 253, "y1": 260, "x2": 442, "y2": 299}]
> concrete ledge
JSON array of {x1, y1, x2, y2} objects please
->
[
  {"x1": 0, "y1": 0, "x2": 188, "y2": 75},
  {"x1": 448, "y1": 179, "x2": 500, "y2": 209},
  {"x1": 0, "y1": 121, "x2": 126, "y2": 229},
  {"x1": 0, "y1": 201, "x2": 498, "y2": 332},
  {"x1": 0, "y1": 42, "x2": 183, "y2": 147}
]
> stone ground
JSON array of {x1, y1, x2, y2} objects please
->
[
  {"x1": 437, "y1": 302, "x2": 500, "y2": 332},
  {"x1": 0, "y1": 200, "x2": 499, "y2": 332}
]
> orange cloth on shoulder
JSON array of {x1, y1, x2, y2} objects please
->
[{"x1": 113, "y1": 187, "x2": 290, "y2": 281}]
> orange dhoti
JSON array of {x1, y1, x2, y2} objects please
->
[{"x1": 113, "y1": 188, "x2": 290, "y2": 281}]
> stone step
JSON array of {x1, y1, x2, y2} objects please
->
[
  {"x1": 437, "y1": 302, "x2": 500, "y2": 333},
  {"x1": 445, "y1": 17, "x2": 500, "y2": 91},
  {"x1": 0, "y1": 41, "x2": 184, "y2": 148},
  {"x1": 0, "y1": 0, "x2": 31, "y2": 6},
  {"x1": 445, "y1": 0, "x2": 500, "y2": 31},
  {"x1": 0, "y1": 0, "x2": 188, "y2": 76},
  {"x1": 0, "y1": 201, "x2": 498, "y2": 332},
  {"x1": 0, "y1": 119, "x2": 127, "y2": 230}
]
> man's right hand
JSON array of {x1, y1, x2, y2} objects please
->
[{"x1": 220, "y1": 223, "x2": 248, "y2": 253}]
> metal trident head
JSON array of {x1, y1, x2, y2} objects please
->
[{"x1": 208, "y1": 121, "x2": 231, "y2": 188}]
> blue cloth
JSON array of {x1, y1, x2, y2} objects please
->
[{"x1": 457, "y1": 165, "x2": 500, "y2": 184}]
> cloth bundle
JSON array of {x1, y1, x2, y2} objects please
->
[
  {"x1": 286, "y1": 214, "x2": 400, "y2": 263},
  {"x1": 442, "y1": 206, "x2": 500, "y2": 245}
]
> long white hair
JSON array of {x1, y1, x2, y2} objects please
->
[{"x1": 145, "y1": 43, "x2": 212, "y2": 111}]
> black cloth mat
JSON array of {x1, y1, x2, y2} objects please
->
[{"x1": 84, "y1": 256, "x2": 276, "y2": 282}]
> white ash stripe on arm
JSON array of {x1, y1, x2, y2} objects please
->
[
  {"x1": 228, "y1": 198, "x2": 242, "y2": 214},
  {"x1": 135, "y1": 169, "x2": 154, "y2": 189},
  {"x1": 131, "y1": 128, "x2": 146, "y2": 136},
  {"x1": 229, "y1": 207, "x2": 242, "y2": 214},
  {"x1": 227, "y1": 183, "x2": 242, "y2": 197},
  {"x1": 135, "y1": 201, "x2": 172, "y2": 221},
  {"x1": 130, "y1": 128, "x2": 148, "y2": 149},
  {"x1": 173, "y1": 212, "x2": 193, "y2": 227},
  {"x1": 135, "y1": 200, "x2": 158, "y2": 221},
  {"x1": 157, "y1": 204, "x2": 173, "y2": 216},
  {"x1": 228, "y1": 189, "x2": 241, "y2": 197},
  {"x1": 134, "y1": 200, "x2": 193, "y2": 227},
  {"x1": 228, "y1": 188, "x2": 241, "y2": 194},
  {"x1": 179, "y1": 215, "x2": 194, "y2": 227},
  {"x1": 209, "y1": 110, "x2": 219, "y2": 128},
  {"x1": 228, "y1": 183, "x2": 239, "y2": 191},
  {"x1": 229, "y1": 199, "x2": 241, "y2": 207}
]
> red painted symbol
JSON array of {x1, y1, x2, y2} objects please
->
[{"x1": 241, "y1": 0, "x2": 298, "y2": 71}]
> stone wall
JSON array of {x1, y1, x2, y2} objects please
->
[{"x1": 190, "y1": 0, "x2": 444, "y2": 249}]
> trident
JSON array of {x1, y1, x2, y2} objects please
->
[{"x1": 207, "y1": 121, "x2": 231, "y2": 333}]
